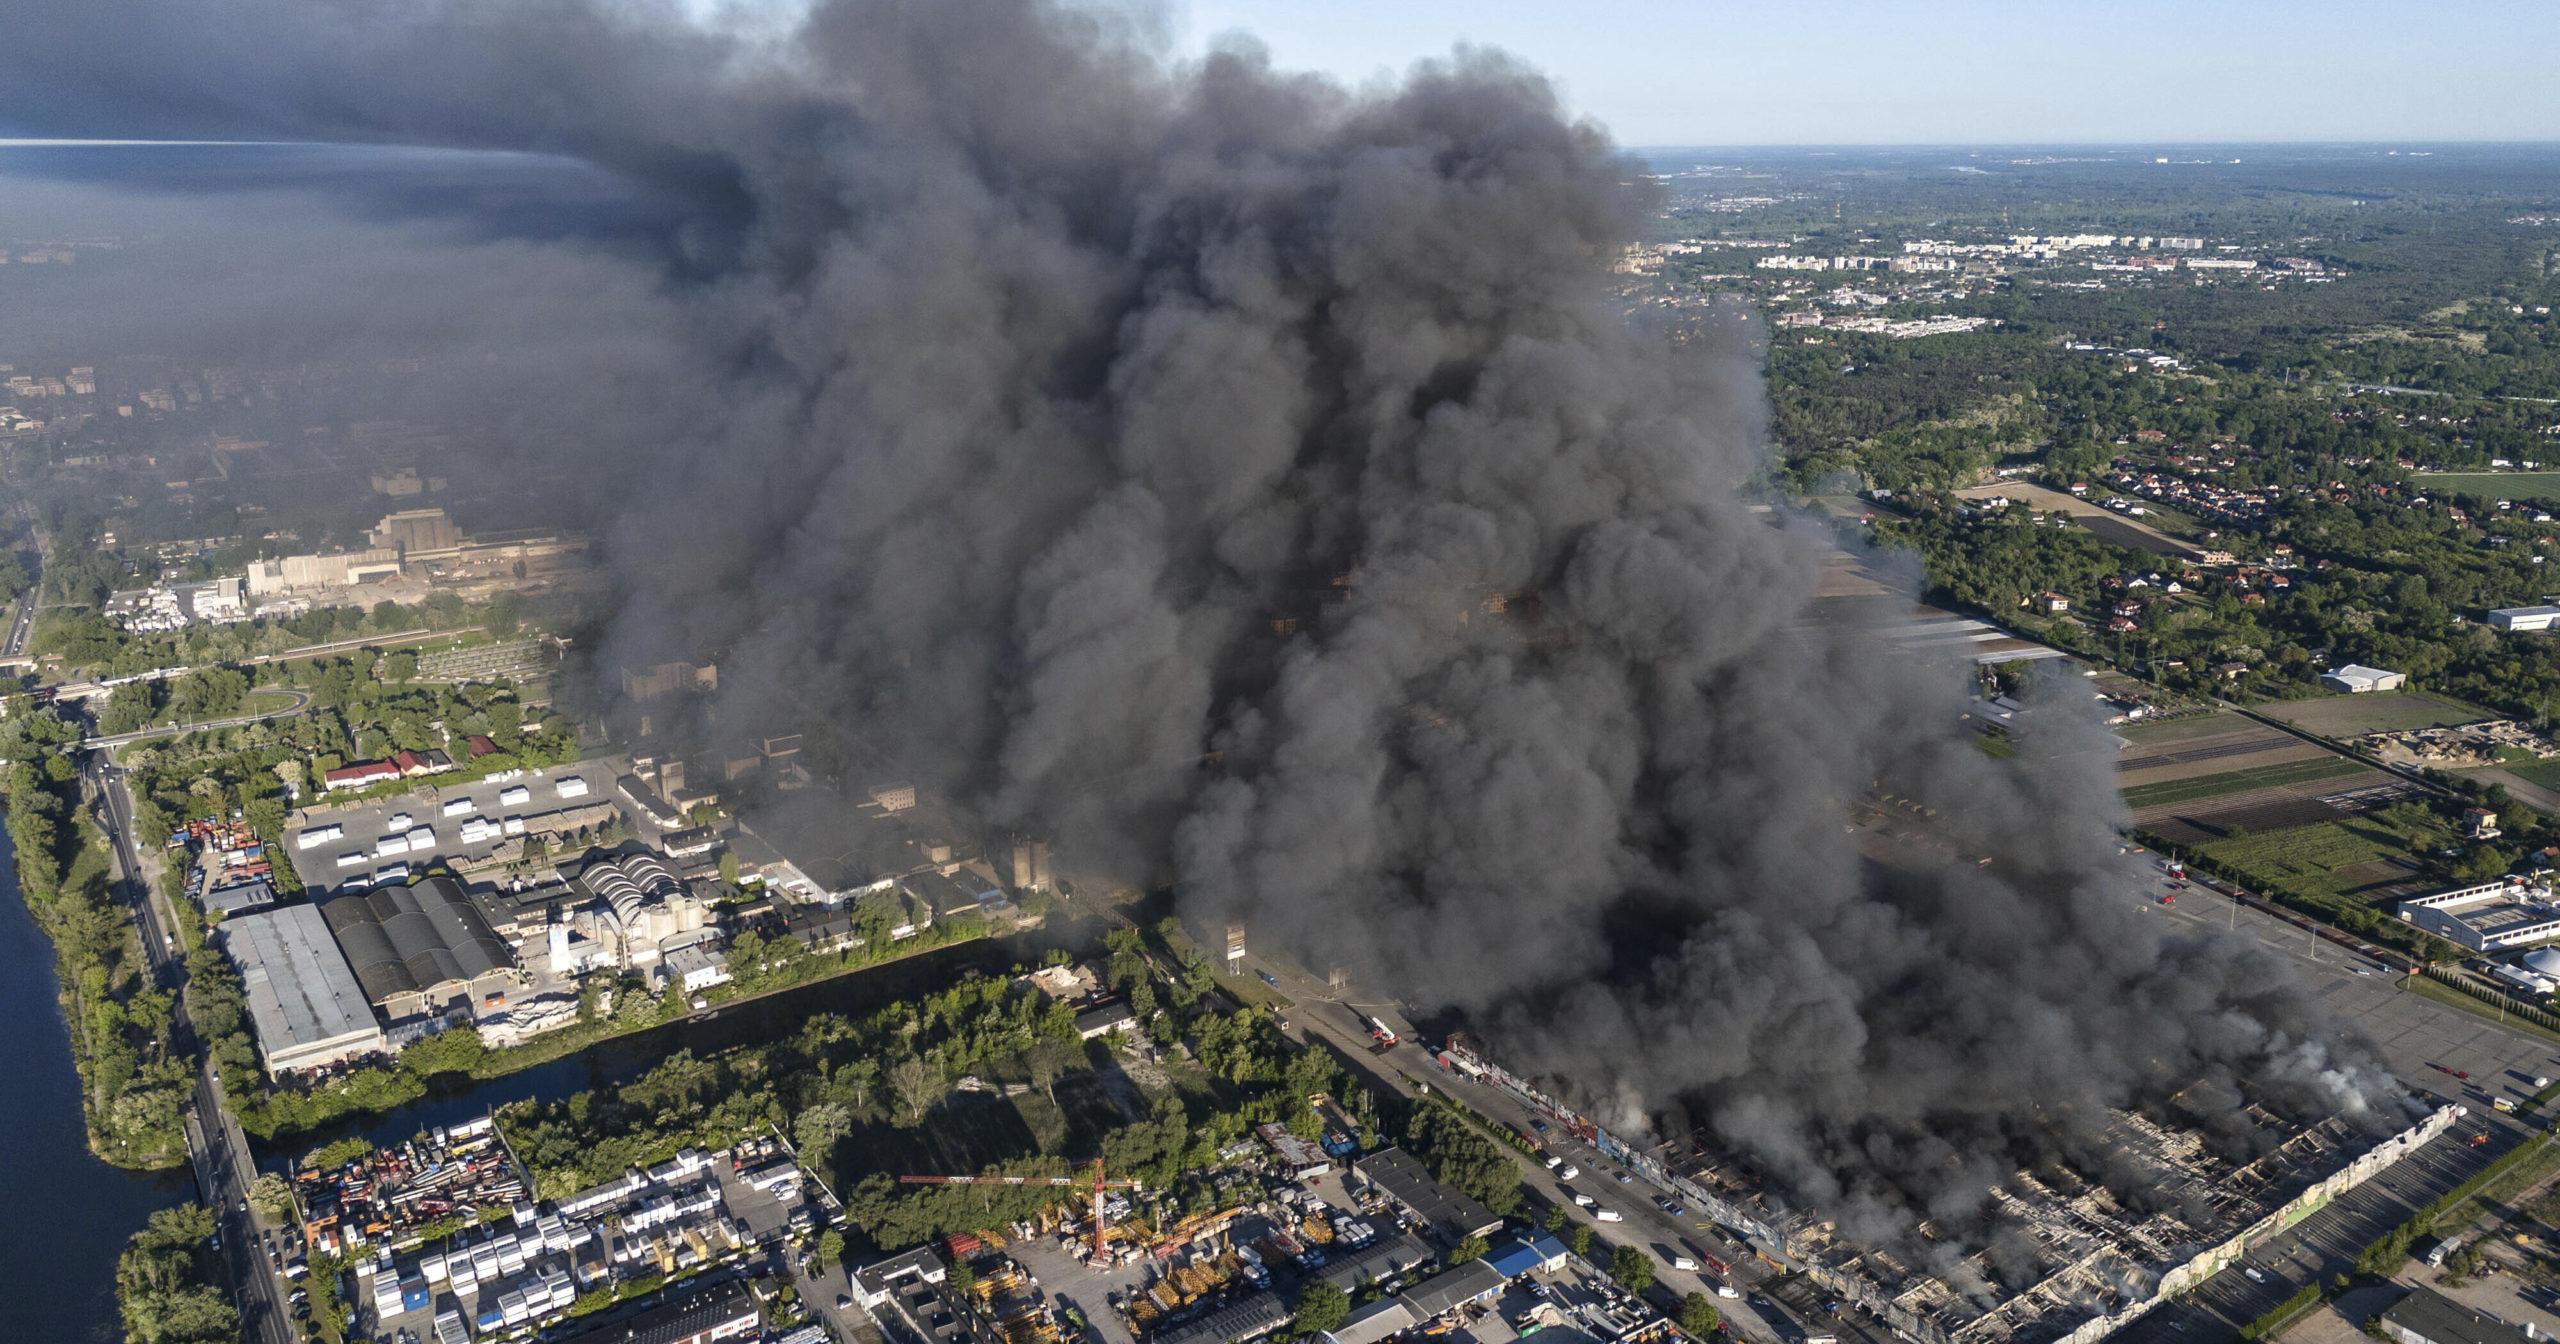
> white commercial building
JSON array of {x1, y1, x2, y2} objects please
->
[
  {"x1": 2322, "y1": 664, "x2": 2408, "y2": 694},
  {"x1": 2489, "y1": 606, "x2": 2560, "y2": 632},
  {"x1": 2400, "y1": 879, "x2": 2560, "y2": 952}
]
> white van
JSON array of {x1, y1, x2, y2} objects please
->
[
  {"x1": 1673, "y1": 1257, "x2": 1699, "y2": 1272},
  {"x1": 1595, "y1": 1210, "x2": 1623, "y2": 1223}
]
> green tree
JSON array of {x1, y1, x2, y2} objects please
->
[
  {"x1": 1678, "y1": 1294, "x2": 1721, "y2": 1338},
  {"x1": 719, "y1": 850, "x2": 741, "y2": 885},
  {"x1": 796, "y1": 1102, "x2": 853, "y2": 1170},
  {"x1": 1293, "y1": 1279, "x2": 1350, "y2": 1336},
  {"x1": 1610, "y1": 1244, "x2": 1655, "y2": 1293},
  {"x1": 1449, "y1": 1235, "x2": 1490, "y2": 1265},
  {"x1": 946, "y1": 1257, "x2": 976, "y2": 1298},
  {"x1": 248, "y1": 1172, "x2": 296, "y2": 1223},
  {"x1": 1571, "y1": 1224, "x2": 1595, "y2": 1259},
  {"x1": 1542, "y1": 1204, "x2": 1569, "y2": 1233}
]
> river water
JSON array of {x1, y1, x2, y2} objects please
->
[{"x1": 0, "y1": 838, "x2": 200, "y2": 1344}]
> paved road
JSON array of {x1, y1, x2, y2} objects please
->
[
  {"x1": 5, "y1": 584, "x2": 36, "y2": 656},
  {"x1": 85, "y1": 749, "x2": 297, "y2": 1344},
  {"x1": 1238, "y1": 956, "x2": 1809, "y2": 1344},
  {"x1": 86, "y1": 686, "x2": 314, "y2": 748},
  {"x1": 1242, "y1": 858, "x2": 2560, "y2": 1344}
]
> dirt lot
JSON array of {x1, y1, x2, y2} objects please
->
[
  {"x1": 2254, "y1": 693, "x2": 2491, "y2": 737},
  {"x1": 1954, "y1": 481, "x2": 2203, "y2": 559}
]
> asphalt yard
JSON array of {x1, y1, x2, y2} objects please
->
[{"x1": 2106, "y1": 864, "x2": 2559, "y2": 1344}]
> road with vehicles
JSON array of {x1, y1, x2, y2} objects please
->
[
  {"x1": 83, "y1": 746, "x2": 298, "y2": 1344},
  {"x1": 1238, "y1": 953, "x2": 1823, "y2": 1344}
]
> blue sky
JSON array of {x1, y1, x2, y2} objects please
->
[{"x1": 1174, "y1": 0, "x2": 2560, "y2": 147}]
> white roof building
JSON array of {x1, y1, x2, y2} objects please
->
[
  {"x1": 2322, "y1": 664, "x2": 2407, "y2": 694},
  {"x1": 2489, "y1": 606, "x2": 2560, "y2": 632},
  {"x1": 222, "y1": 903, "x2": 386, "y2": 1074},
  {"x1": 2401, "y1": 879, "x2": 2560, "y2": 952}
]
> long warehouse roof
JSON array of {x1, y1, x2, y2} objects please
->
[{"x1": 223, "y1": 903, "x2": 380, "y2": 1058}]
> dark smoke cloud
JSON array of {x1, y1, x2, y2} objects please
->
[{"x1": 0, "y1": 0, "x2": 2398, "y2": 1241}]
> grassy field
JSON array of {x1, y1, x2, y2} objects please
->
[
  {"x1": 2509, "y1": 760, "x2": 2560, "y2": 793},
  {"x1": 2119, "y1": 713, "x2": 2254, "y2": 746},
  {"x1": 2197, "y1": 812, "x2": 2450, "y2": 908},
  {"x1": 2120, "y1": 756, "x2": 2365, "y2": 809},
  {"x1": 2418, "y1": 472, "x2": 2560, "y2": 502},
  {"x1": 2252, "y1": 693, "x2": 2491, "y2": 737}
]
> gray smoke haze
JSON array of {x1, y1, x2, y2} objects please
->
[{"x1": 0, "y1": 0, "x2": 2400, "y2": 1244}]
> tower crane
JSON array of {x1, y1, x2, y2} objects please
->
[{"x1": 899, "y1": 1158, "x2": 1143, "y2": 1266}]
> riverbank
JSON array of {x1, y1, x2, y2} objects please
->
[
  {"x1": 241, "y1": 918, "x2": 1098, "y2": 1168},
  {"x1": 0, "y1": 827, "x2": 198, "y2": 1340},
  {"x1": 0, "y1": 706, "x2": 196, "y2": 1171},
  {"x1": 230, "y1": 911, "x2": 1019, "y2": 1146}
]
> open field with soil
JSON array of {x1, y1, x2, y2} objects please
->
[
  {"x1": 2120, "y1": 755, "x2": 2368, "y2": 809},
  {"x1": 2253, "y1": 692, "x2": 2492, "y2": 737},
  {"x1": 2134, "y1": 773, "x2": 2428, "y2": 850},
  {"x1": 1953, "y1": 482, "x2": 2203, "y2": 559}
]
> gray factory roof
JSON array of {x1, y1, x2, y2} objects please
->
[
  {"x1": 1315, "y1": 1230, "x2": 1436, "y2": 1294},
  {"x1": 222, "y1": 904, "x2": 383, "y2": 1068},
  {"x1": 204, "y1": 878, "x2": 279, "y2": 918},
  {"x1": 740, "y1": 785, "x2": 931, "y2": 896},
  {"x1": 2382, "y1": 1287, "x2": 2537, "y2": 1344},
  {"x1": 1353, "y1": 1147, "x2": 1506, "y2": 1245},
  {"x1": 1153, "y1": 1291, "x2": 1291, "y2": 1344},
  {"x1": 322, "y1": 874, "x2": 516, "y2": 1007},
  {"x1": 1398, "y1": 1259, "x2": 1510, "y2": 1319}
]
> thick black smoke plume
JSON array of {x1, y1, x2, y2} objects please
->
[{"x1": 0, "y1": 0, "x2": 2396, "y2": 1241}]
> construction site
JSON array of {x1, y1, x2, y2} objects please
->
[
  {"x1": 872, "y1": 1124, "x2": 1449, "y2": 1344},
  {"x1": 1435, "y1": 1036, "x2": 2462, "y2": 1344}
]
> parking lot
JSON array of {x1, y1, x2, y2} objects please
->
[{"x1": 285, "y1": 758, "x2": 626, "y2": 895}]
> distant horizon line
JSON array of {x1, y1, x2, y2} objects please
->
[
  {"x1": 1626, "y1": 139, "x2": 2560, "y2": 152},
  {"x1": 3, "y1": 134, "x2": 2556, "y2": 153}
]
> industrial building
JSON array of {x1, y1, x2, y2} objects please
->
[
  {"x1": 220, "y1": 903, "x2": 387, "y2": 1075},
  {"x1": 1350, "y1": 1147, "x2": 1506, "y2": 1246},
  {"x1": 571, "y1": 849, "x2": 714, "y2": 970},
  {"x1": 1152, "y1": 1291, "x2": 1291, "y2": 1344},
  {"x1": 1433, "y1": 1035, "x2": 2458, "y2": 1344},
  {"x1": 2378, "y1": 1287, "x2": 2538, "y2": 1344},
  {"x1": 545, "y1": 1279, "x2": 759, "y2": 1344},
  {"x1": 732, "y1": 783, "x2": 952, "y2": 904},
  {"x1": 857, "y1": 1245, "x2": 1006, "y2": 1344},
  {"x1": 2399, "y1": 878, "x2": 2560, "y2": 952},
  {"x1": 369, "y1": 507, "x2": 464, "y2": 558},
  {"x1": 245, "y1": 547, "x2": 404, "y2": 595},
  {"x1": 322, "y1": 874, "x2": 522, "y2": 1020},
  {"x1": 2322, "y1": 663, "x2": 2408, "y2": 693},
  {"x1": 2487, "y1": 605, "x2": 2560, "y2": 633}
]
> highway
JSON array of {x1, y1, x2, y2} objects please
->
[{"x1": 84, "y1": 747, "x2": 297, "y2": 1344}]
